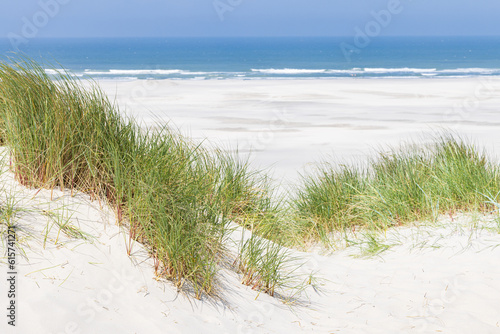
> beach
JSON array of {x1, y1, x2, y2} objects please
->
[
  {"x1": 1, "y1": 77, "x2": 500, "y2": 333},
  {"x1": 2, "y1": 0, "x2": 500, "y2": 330},
  {"x1": 99, "y1": 78, "x2": 500, "y2": 183}
]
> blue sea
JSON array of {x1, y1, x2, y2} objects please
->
[{"x1": 1, "y1": 36, "x2": 500, "y2": 80}]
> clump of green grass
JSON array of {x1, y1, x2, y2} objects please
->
[
  {"x1": 0, "y1": 57, "x2": 122, "y2": 194},
  {"x1": 294, "y1": 135, "x2": 500, "y2": 242},
  {"x1": 236, "y1": 232, "x2": 304, "y2": 298},
  {"x1": 216, "y1": 152, "x2": 275, "y2": 225},
  {"x1": 215, "y1": 151, "x2": 297, "y2": 244},
  {"x1": 0, "y1": 56, "x2": 293, "y2": 299},
  {"x1": 295, "y1": 164, "x2": 367, "y2": 243}
]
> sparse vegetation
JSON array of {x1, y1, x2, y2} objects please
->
[{"x1": 294, "y1": 135, "x2": 500, "y2": 243}]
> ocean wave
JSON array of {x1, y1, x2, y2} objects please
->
[
  {"x1": 325, "y1": 69, "x2": 363, "y2": 74},
  {"x1": 252, "y1": 67, "x2": 500, "y2": 76},
  {"x1": 180, "y1": 71, "x2": 212, "y2": 75},
  {"x1": 97, "y1": 77, "x2": 140, "y2": 81},
  {"x1": 44, "y1": 69, "x2": 71, "y2": 75},
  {"x1": 251, "y1": 68, "x2": 327, "y2": 74},
  {"x1": 361, "y1": 67, "x2": 500, "y2": 75},
  {"x1": 84, "y1": 69, "x2": 183, "y2": 75},
  {"x1": 80, "y1": 69, "x2": 226, "y2": 76},
  {"x1": 363, "y1": 68, "x2": 437, "y2": 73},
  {"x1": 436, "y1": 68, "x2": 500, "y2": 74}
]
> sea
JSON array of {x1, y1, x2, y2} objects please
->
[{"x1": 1, "y1": 36, "x2": 500, "y2": 80}]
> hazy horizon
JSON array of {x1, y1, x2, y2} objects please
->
[{"x1": 1, "y1": 1, "x2": 499, "y2": 39}]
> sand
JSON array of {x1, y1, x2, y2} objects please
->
[{"x1": 1, "y1": 78, "x2": 500, "y2": 333}]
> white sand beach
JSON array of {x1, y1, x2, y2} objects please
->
[{"x1": 1, "y1": 78, "x2": 500, "y2": 333}]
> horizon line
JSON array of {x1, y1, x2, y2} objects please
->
[{"x1": 2, "y1": 34, "x2": 500, "y2": 40}]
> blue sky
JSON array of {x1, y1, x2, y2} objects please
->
[{"x1": 1, "y1": 0, "x2": 499, "y2": 38}]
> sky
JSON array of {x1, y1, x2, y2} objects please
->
[{"x1": 0, "y1": 0, "x2": 499, "y2": 38}]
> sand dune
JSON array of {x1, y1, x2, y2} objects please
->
[
  {"x1": 1, "y1": 146, "x2": 499, "y2": 333},
  {"x1": 2, "y1": 78, "x2": 500, "y2": 333}
]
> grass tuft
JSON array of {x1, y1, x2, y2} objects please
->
[{"x1": 294, "y1": 135, "x2": 500, "y2": 242}]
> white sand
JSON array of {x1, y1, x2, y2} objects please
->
[{"x1": 1, "y1": 78, "x2": 500, "y2": 333}]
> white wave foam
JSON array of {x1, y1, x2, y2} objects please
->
[
  {"x1": 436, "y1": 68, "x2": 500, "y2": 74},
  {"x1": 84, "y1": 69, "x2": 183, "y2": 75},
  {"x1": 179, "y1": 71, "x2": 211, "y2": 75},
  {"x1": 96, "y1": 77, "x2": 139, "y2": 82},
  {"x1": 251, "y1": 68, "x2": 326, "y2": 74},
  {"x1": 325, "y1": 69, "x2": 363, "y2": 74},
  {"x1": 82, "y1": 69, "x2": 222, "y2": 76},
  {"x1": 363, "y1": 68, "x2": 437, "y2": 73}
]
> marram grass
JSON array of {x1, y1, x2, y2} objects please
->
[
  {"x1": 294, "y1": 135, "x2": 500, "y2": 243},
  {"x1": 0, "y1": 56, "x2": 294, "y2": 299}
]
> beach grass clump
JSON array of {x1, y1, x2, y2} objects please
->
[
  {"x1": 118, "y1": 129, "x2": 229, "y2": 297},
  {"x1": 237, "y1": 233, "x2": 300, "y2": 297},
  {"x1": 294, "y1": 135, "x2": 500, "y2": 241},
  {"x1": 294, "y1": 165, "x2": 367, "y2": 242},
  {"x1": 215, "y1": 151, "x2": 297, "y2": 244},
  {"x1": 432, "y1": 137, "x2": 499, "y2": 209},
  {"x1": 216, "y1": 152, "x2": 275, "y2": 223},
  {"x1": 0, "y1": 58, "x2": 123, "y2": 194},
  {"x1": 0, "y1": 56, "x2": 294, "y2": 299},
  {"x1": 360, "y1": 143, "x2": 435, "y2": 225}
]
